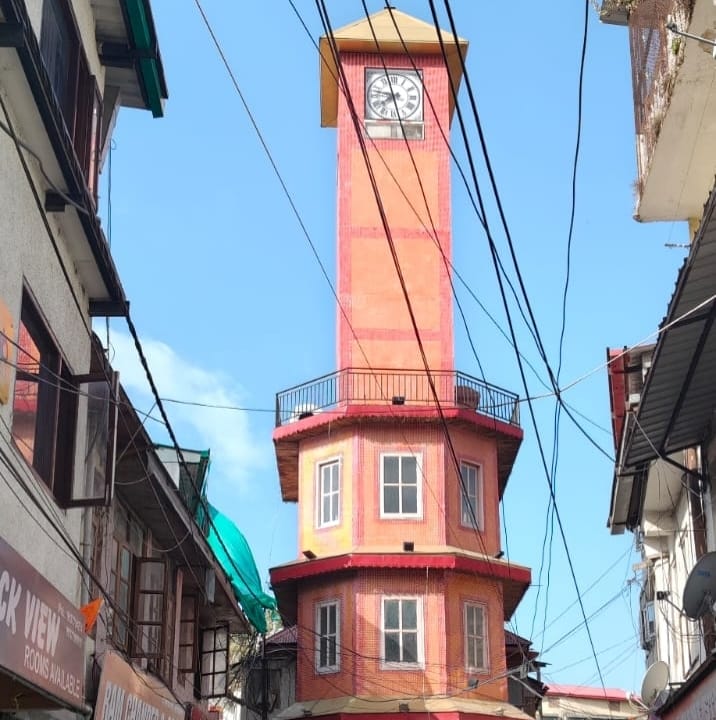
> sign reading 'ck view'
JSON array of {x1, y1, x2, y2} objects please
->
[{"x1": 0, "y1": 535, "x2": 85, "y2": 709}]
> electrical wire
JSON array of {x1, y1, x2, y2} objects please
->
[
  {"x1": 429, "y1": 0, "x2": 606, "y2": 687},
  {"x1": 538, "y1": 0, "x2": 593, "y2": 642},
  {"x1": 0, "y1": 109, "x2": 90, "y2": 216}
]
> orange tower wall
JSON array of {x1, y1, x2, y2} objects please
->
[
  {"x1": 336, "y1": 53, "x2": 454, "y2": 374},
  {"x1": 295, "y1": 571, "x2": 507, "y2": 703},
  {"x1": 297, "y1": 424, "x2": 501, "y2": 559}
]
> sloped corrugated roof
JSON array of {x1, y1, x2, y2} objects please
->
[{"x1": 623, "y1": 182, "x2": 716, "y2": 467}]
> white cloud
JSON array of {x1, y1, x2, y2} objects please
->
[{"x1": 108, "y1": 330, "x2": 265, "y2": 492}]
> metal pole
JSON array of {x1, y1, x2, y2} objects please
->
[{"x1": 261, "y1": 635, "x2": 268, "y2": 720}]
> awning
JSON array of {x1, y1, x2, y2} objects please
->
[{"x1": 623, "y1": 183, "x2": 716, "y2": 467}]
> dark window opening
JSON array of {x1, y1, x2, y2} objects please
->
[
  {"x1": 40, "y1": 0, "x2": 102, "y2": 199},
  {"x1": 200, "y1": 625, "x2": 229, "y2": 698},
  {"x1": 12, "y1": 292, "x2": 73, "y2": 497},
  {"x1": 11, "y1": 291, "x2": 117, "y2": 507}
]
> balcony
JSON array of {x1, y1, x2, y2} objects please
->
[
  {"x1": 628, "y1": 0, "x2": 716, "y2": 221},
  {"x1": 274, "y1": 368, "x2": 520, "y2": 427}
]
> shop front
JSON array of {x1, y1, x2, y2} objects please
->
[
  {"x1": 94, "y1": 652, "x2": 185, "y2": 720},
  {"x1": 0, "y1": 535, "x2": 87, "y2": 714}
]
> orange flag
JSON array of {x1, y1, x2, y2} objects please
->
[{"x1": 80, "y1": 597, "x2": 103, "y2": 633}]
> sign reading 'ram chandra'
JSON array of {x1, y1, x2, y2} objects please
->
[
  {"x1": 0, "y1": 534, "x2": 85, "y2": 709},
  {"x1": 95, "y1": 652, "x2": 186, "y2": 720}
]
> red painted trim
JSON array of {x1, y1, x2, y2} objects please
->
[
  {"x1": 270, "y1": 552, "x2": 531, "y2": 587},
  {"x1": 312, "y1": 712, "x2": 512, "y2": 720},
  {"x1": 273, "y1": 405, "x2": 523, "y2": 444},
  {"x1": 546, "y1": 684, "x2": 630, "y2": 702},
  {"x1": 606, "y1": 348, "x2": 627, "y2": 455}
]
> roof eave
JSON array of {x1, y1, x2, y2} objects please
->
[{"x1": 121, "y1": 0, "x2": 168, "y2": 117}]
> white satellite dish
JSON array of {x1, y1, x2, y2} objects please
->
[
  {"x1": 640, "y1": 660, "x2": 670, "y2": 710},
  {"x1": 683, "y1": 551, "x2": 716, "y2": 620}
]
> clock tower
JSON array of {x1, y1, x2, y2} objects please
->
[{"x1": 271, "y1": 10, "x2": 532, "y2": 720}]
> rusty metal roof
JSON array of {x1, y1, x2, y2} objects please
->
[{"x1": 623, "y1": 184, "x2": 716, "y2": 467}]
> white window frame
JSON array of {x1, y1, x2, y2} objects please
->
[
  {"x1": 316, "y1": 457, "x2": 341, "y2": 528},
  {"x1": 380, "y1": 596, "x2": 424, "y2": 669},
  {"x1": 380, "y1": 452, "x2": 422, "y2": 518},
  {"x1": 460, "y1": 461, "x2": 483, "y2": 530},
  {"x1": 464, "y1": 602, "x2": 487, "y2": 672},
  {"x1": 315, "y1": 600, "x2": 340, "y2": 673}
]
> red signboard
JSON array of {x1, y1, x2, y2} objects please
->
[
  {"x1": 94, "y1": 651, "x2": 185, "y2": 720},
  {"x1": 0, "y1": 534, "x2": 85, "y2": 709}
]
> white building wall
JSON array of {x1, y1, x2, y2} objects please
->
[
  {"x1": 0, "y1": 1, "x2": 103, "y2": 611},
  {"x1": 638, "y1": 459, "x2": 705, "y2": 685}
]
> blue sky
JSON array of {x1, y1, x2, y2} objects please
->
[{"x1": 104, "y1": 0, "x2": 688, "y2": 693}]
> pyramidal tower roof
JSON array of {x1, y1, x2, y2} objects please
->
[{"x1": 319, "y1": 8, "x2": 468, "y2": 127}]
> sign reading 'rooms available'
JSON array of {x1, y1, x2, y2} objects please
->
[{"x1": 0, "y1": 534, "x2": 85, "y2": 709}]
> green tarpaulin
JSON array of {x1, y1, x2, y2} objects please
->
[{"x1": 205, "y1": 503, "x2": 276, "y2": 633}]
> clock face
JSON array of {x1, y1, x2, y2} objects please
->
[{"x1": 365, "y1": 69, "x2": 423, "y2": 122}]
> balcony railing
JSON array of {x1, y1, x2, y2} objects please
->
[
  {"x1": 629, "y1": 0, "x2": 694, "y2": 191},
  {"x1": 275, "y1": 368, "x2": 520, "y2": 428}
]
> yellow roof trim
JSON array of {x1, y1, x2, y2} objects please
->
[
  {"x1": 319, "y1": 8, "x2": 468, "y2": 128},
  {"x1": 277, "y1": 696, "x2": 532, "y2": 720}
]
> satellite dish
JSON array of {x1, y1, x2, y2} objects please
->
[
  {"x1": 640, "y1": 660, "x2": 670, "y2": 710},
  {"x1": 683, "y1": 551, "x2": 716, "y2": 620}
]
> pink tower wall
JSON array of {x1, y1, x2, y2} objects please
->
[{"x1": 336, "y1": 53, "x2": 454, "y2": 374}]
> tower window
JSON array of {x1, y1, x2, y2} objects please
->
[
  {"x1": 382, "y1": 597, "x2": 423, "y2": 667},
  {"x1": 316, "y1": 458, "x2": 340, "y2": 528},
  {"x1": 380, "y1": 453, "x2": 422, "y2": 518},
  {"x1": 464, "y1": 602, "x2": 487, "y2": 672},
  {"x1": 460, "y1": 462, "x2": 482, "y2": 529},
  {"x1": 316, "y1": 600, "x2": 340, "y2": 672}
]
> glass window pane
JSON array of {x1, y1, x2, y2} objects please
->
[
  {"x1": 120, "y1": 548, "x2": 131, "y2": 579},
  {"x1": 202, "y1": 629, "x2": 216, "y2": 652},
  {"x1": 384, "y1": 456, "x2": 399, "y2": 484},
  {"x1": 215, "y1": 627, "x2": 228, "y2": 650},
  {"x1": 384, "y1": 600, "x2": 399, "y2": 629},
  {"x1": 466, "y1": 607, "x2": 475, "y2": 635},
  {"x1": 77, "y1": 379, "x2": 111, "y2": 501},
  {"x1": 328, "y1": 604, "x2": 336, "y2": 633},
  {"x1": 384, "y1": 486, "x2": 399, "y2": 514},
  {"x1": 402, "y1": 486, "x2": 417, "y2": 514},
  {"x1": 403, "y1": 633, "x2": 418, "y2": 663},
  {"x1": 214, "y1": 651, "x2": 227, "y2": 673},
  {"x1": 401, "y1": 456, "x2": 417, "y2": 485},
  {"x1": 385, "y1": 632, "x2": 400, "y2": 662},
  {"x1": 474, "y1": 638, "x2": 484, "y2": 666},
  {"x1": 139, "y1": 561, "x2": 165, "y2": 591},
  {"x1": 214, "y1": 673, "x2": 226, "y2": 694},
  {"x1": 12, "y1": 378, "x2": 38, "y2": 464},
  {"x1": 402, "y1": 600, "x2": 417, "y2": 629},
  {"x1": 201, "y1": 650, "x2": 214, "y2": 673}
]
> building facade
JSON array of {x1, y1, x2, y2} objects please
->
[
  {"x1": 0, "y1": 1, "x2": 253, "y2": 718},
  {"x1": 270, "y1": 10, "x2": 532, "y2": 720},
  {"x1": 604, "y1": 0, "x2": 716, "y2": 716},
  {"x1": 539, "y1": 685, "x2": 642, "y2": 720}
]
